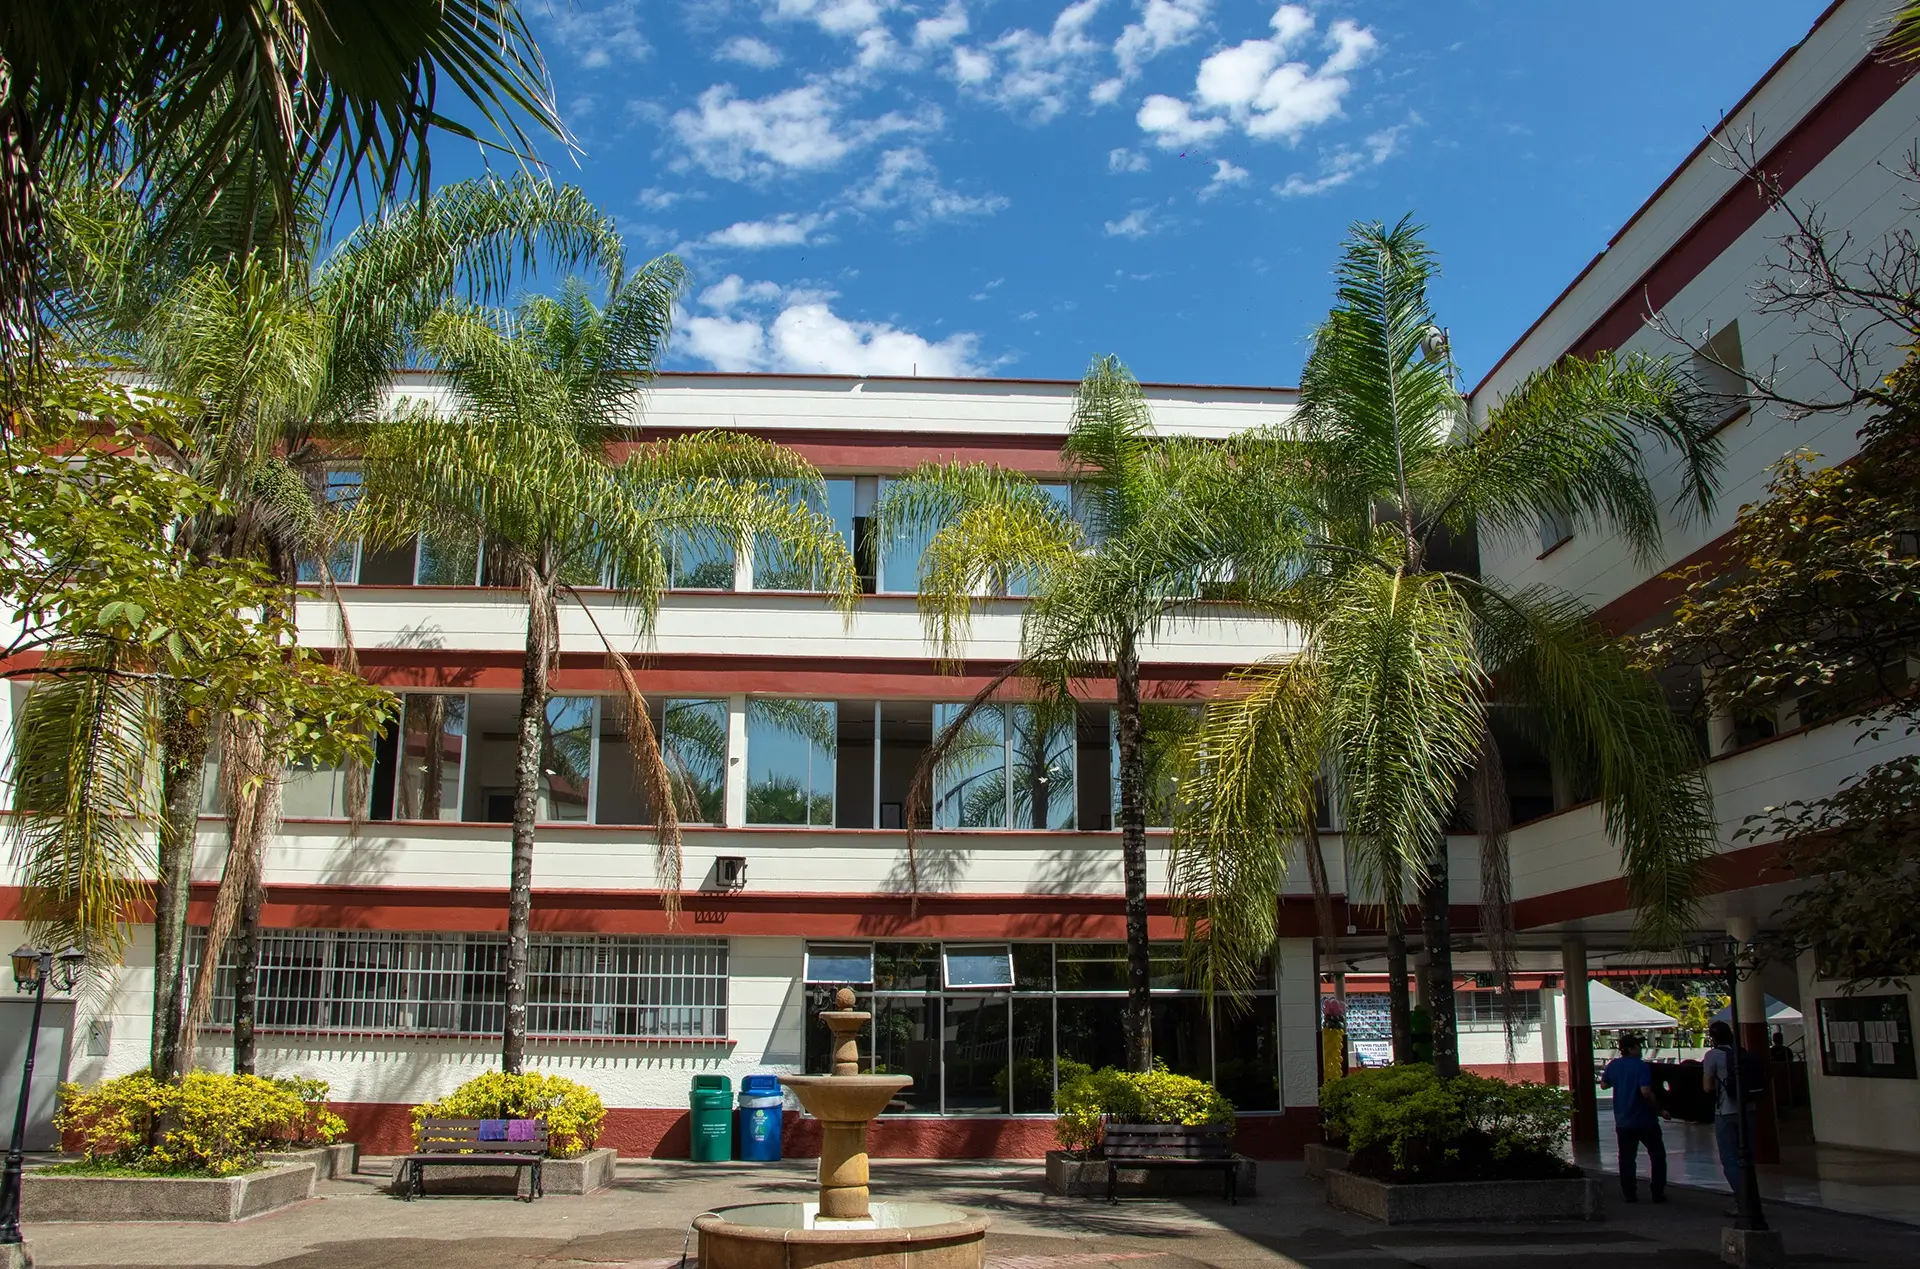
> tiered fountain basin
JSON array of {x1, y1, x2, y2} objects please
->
[{"x1": 695, "y1": 999, "x2": 988, "y2": 1269}]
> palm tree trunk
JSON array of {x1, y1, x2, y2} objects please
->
[
  {"x1": 1114, "y1": 631, "x2": 1154, "y2": 1074},
  {"x1": 231, "y1": 874, "x2": 263, "y2": 1074},
  {"x1": 503, "y1": 569, "x2": 557, "y2": 1075},
  {"x1": 1384, "y1": 854, "x2": 1413, "y2": 1064},
  {"x1": 1421, "y1": 836, "x2": 1459, "y2": 1078},
  {"x1": 152, "y1": 697, "x2": 210, "y2": 1078}
]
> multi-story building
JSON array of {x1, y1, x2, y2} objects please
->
[{"x1": 4, "y1": 0, "x2": 1915, "y2": 1162}]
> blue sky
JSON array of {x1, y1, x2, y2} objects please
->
[{"x1": 450, "y1": 1, "x2": 1829, "y2": 386}]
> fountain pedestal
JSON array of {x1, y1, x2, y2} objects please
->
[{"x1": 693, "y1": 991, "x2": 988, "y2": 1269}]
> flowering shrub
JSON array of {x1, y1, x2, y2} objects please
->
[
  {"x1": 270, "y1": 1076, "x2": 349, "y2": 1147},
  {"x1": 55, "y1": 1071, "x2": 329, "y2": 1176},
  {"x1": 411, "y1": 1071, "x2": 605, "y2": 1158},
  {"x1": 1319, "y1": 1064, "x2": 1574, "y2": 1182},
  {"x1": 1053, "y1": 1062, "x2": 1235, "y2": 1155}
]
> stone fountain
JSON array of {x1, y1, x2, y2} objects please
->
[{"x1": 693, "y1": 988, "x2": 989, "y2": 1269}]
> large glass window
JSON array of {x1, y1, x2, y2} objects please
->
[
  {"x1": 878, "y1": 477, "x2": 936, "y2": 594},
  {"x1": 931, "y1": 703, "x2": 1074, "y2": 830},
  {"x1": 669, "y1": 529, "x2": 736, "y2": 590},
  {"x1": 754, "y1": 479, "x2": 855, "y2": 592},
  {"x1": 460, "y1": 694, "x2": 595, "y2": 823},
  {"x1": 295, "y1": 469, "x2": 361, "y2": 584},
  {"x1": 747, "y1": 699, "x2": 835, "y2": 826},
  {"x1": 1109, "y1": 703, "x2": 1202, "y2": 830},
  {"x1": 416, "y1": 526, "x2": 481, "y2": 586},
  {"x1": 394, "y1": 693, "x2": 466, "y2": 820},
  {"x1": 663, "y1": 698, "x2": 727, "y2": 824},
  {"x1": 801, "y1": 940, "x2": 1281, "y2": 1116}
]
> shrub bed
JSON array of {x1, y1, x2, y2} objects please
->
[
  {"x1": 1054, "y1": 1062, "x2": 1236, "y2": 1155},
  {"x1": 410, "y1": 1071, "x2": 605, "y2": 1158},
  {"x1": 54, "y1": 1072, "x2": 346, "y2": 1177},
  {"x1": 1319, "y1": 1065, "x2": 1578, "y2": 1184}
]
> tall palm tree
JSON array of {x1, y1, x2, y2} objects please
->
[
  {"x1": 873, "y1": 356, "x2": 1305, "y2": 1072},
  {"x1": 1, "y1": 0, "x2": 565, "y2": 367},
  {"x1": 355, "y1": 269, "x2": 858, "y2": 1072},
  {"x1": 33, "y1": 172, "x2": 622, "y2": 1076},
  {"x1": 1171, "y1": 219, "x2": 1724, "y2": 1077}
]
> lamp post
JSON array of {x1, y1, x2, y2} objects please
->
[
  {"x1": 1, "y1": 944, "x2": 86, "y2": 1246},
  {"x1": 1699, "y1": 936, "x2": 1768, "y2": 1234}
]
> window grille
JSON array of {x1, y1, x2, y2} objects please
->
[{"x1": 186, "y1": 929, "x2": 727, "y2": 1040}]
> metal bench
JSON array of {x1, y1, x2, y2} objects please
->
[
  {"x1": 1103, "y1": 1122, "x2": 1239, "y2": 1205},
  {"x1": 397, "y1": 1116, "x2": 549, "y2": 1201}
]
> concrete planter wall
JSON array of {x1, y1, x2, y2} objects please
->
[
  {"x1": 262, "y1": 1143, "x2": 358, "y2": 1181},
  {"x1": 1043, "y1": 1149, "x2": 1257, "y2": 1199},
  {"x1": 387, "y1": 1146, "x2": 617, "y2": 1197},
  {"x1": 1301, "y1": 1144, "x2": 1351, "y2": 1180},
  {"x1": 22, "y1": 1162, "x2": 316, "y2": 1223},
  {"x1": 1325, "y1": 1169, "x2": 1600, "y2": 1224}
]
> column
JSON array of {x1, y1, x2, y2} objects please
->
[
  {"x1": 724, "y1": 694, "x2": 748, "y2": 829},
  {"x1": 1562, "y1": 938, "x2": 1597, "y2": 1144},
  {"x1": 1728, "y1": 915, "x2": 1780, "y2": 1163}
]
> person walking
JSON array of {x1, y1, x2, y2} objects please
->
[
  {"x1": 1702, "y1": 1019, "x2": 1753, "y2": 1213},
  {"x1": 1601, "y1": 1033, "x2": 1667, "y2": 1202}
]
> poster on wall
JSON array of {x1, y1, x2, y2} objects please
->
[{"x1": 1816, "y1": 995, "x2": 1916, "y2": 1079}]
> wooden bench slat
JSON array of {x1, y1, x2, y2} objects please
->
[
  {"x1": 402, "y1": 1117, "x2": 551, "y2": 1203},
  {"x1": 1101, "y1": 1122, "x2": 1240, "y2": 1206}
]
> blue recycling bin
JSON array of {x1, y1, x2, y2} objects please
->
[{"x1": 737, "y1": 1074, "x2": 784, "y2": 1161}]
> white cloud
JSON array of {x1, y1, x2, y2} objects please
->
[
  {"x1": 843, "y1": 147, "x2": 1007, "y2": 228},
  {"x1": 704, "y1": 212, "x2": 833, "y2": 249},
  {"x1": 1108, "y1": 147, "x2": 1150, "y2": 172},
  {"x1": 544, "y1": 1, "x2": 650, "y2": 70},
  {"x1": 681, "y1": 277, "x2": 983, "y2": 375},
  {"x1": 969, "y1": 277, "x2": 1004, "y2": 300},
  {"x1": 1136, "y1": 94, "x2": 1227, "y2": 147},
  {"x1": 1274, "y1": 123, "x2": 1404, "y2": 197},
  {"x1": 771, "y1": 0, "x2": 892, "y2": 37},
  {"x1": 1114, "y1": 0, "x2": 1209, "y2": 79},
  {"x1": 1104, "y1": 207, "x2": 1157, "y2": 238},
  {"x1": 1139, "y1": 4, "x2": 1376, "y2": 150},
  {"x1": 914, "y1": 2, "x2": 969, "y2": 47},
  {"x1": 670, "y1": 83, "x2": 935, "y2": 179},
  {"x1": 1202, "y1": 157, "x2": 1248, "y2": 196},
  {"x1": 950, "y1": 0, "x2": 1108, "y2": 122},
  {"x1": 716, "y1": 35, "x2": 784, "y2": 69},
  {"x1": 1090, "y1": 78, "x2": 1124, "y2": 105},
  {"x1": 636, "y1": 186, "x2": 683, "y2": 211}
]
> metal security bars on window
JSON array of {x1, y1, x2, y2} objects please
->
[{"x1": 185, "y1": 930, "x2": 728, "y2": 1040}]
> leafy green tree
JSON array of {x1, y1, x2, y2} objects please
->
[
  {"x1": 1172, "y1": 219, "x2": 1724, "y2": 1076},
  {"x1": 2, "y1": 368, "x2": 391, "y2": 961},
  {"x1": 41, "y1": 172, "x2": 620, "y2": 1076},
  {"x1": 873, "y1": 355, "x2": 1304, "y2": 1071},
  {"x1": 355, "y1": 269, "x2": 858, "y2": 1072}
]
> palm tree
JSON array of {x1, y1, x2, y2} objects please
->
[
  {"x1": 355, "y1": 269, "x2": 859, "y2": 1072},
  {"x1": 1170, "y1": 218, "x2": 1724, "y2": 1077},
  {"x1": 33, "y1": 172, "x2": 622, "y2": 1076},
  {"x1": 873, "y1": 356, "x2": 1305, "y2": 1072},
  {"x1": 1, "y1": 0, "x2": 565, "y2": 367}
]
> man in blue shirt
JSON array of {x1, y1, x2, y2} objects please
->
[{"x1": 1601, "y1": 1033, "x2": 1667, "y2": 1202}]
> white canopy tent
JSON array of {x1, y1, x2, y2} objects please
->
[
  {"x1": 1589, "y1": 981, "x2": 1679, "y2": 1030},
  {"x1": 1711, "y1": 995, "x2": 1804, "y2": 1025}
]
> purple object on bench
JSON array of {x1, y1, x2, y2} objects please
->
[
  {"x1": 506, "y1": 1118, "x2": 538, "y2": 1141},
  {"x1": 478, "y1": 1119, "x2": 508, "y2": 1140}
]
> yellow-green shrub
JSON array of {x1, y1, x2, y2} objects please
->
[
  {"x1": 55, "y1": 1072, "x2": 319, "y2": 1176},
  {"x1": 411, "y1": 1071, "x2": 605, "y2": 1158},
  {"x1": 270, "y1": 1076, "x2": 348, "y2": 1147},
  {"x1": 1053, "y1": 1062, "x2": 1235, "y2": 1155},
  {"x1": 1319, "y1": 1065, "x2": 1572, "y2": 1174}
]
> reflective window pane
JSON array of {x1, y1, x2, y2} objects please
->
[
  {"x1": 296, "y1": 470, "x2": 362, "y2": 584},
  {"x1": 878, "y1": 477, "x2": 936, "y2": 594},
  {"x1": 755, "y1": 479, "x2": 854, "y2": 591},
  {"x1": 874, "y1": 943, "x2": 938, "y2": 992},
  {"x1": 933, "y1": 703, "x2": 1006, "y2": 828},
  {"x1": 1008, "y1": 704, "x2": 1074, "y2": 830},
  {"x1": 663, "y1": 699, "x2": 727, "y2": 824},
  {"x1": 1214, "y1": 999, "x2": 1280, "y2": 1110},
  {"x1": 805, "y1": 943, "x2": 874, "y2": 985},
  {"x1": 805, "y1": 984, "x2": 871, "y2": 1074},
  {"x1": 873, "y1": 997, "x2": 940, "y2": 1114},
  {"x1": 1009, "y1": 997, "x2": 1057, "y2": 1113},
  {"x1": 942, "y1": 944, "x2": 1014, "y2": 989},
  {"x1": 1056, "y1": 996, "x2": 1126, "y2": 1074},
  {"x1": 943, "y1": 994, "x2": 1011, "y2": 1114},
  {"x1": 1003, "y1": 484, "x2": 1071, "y2": 598},
  {"x1": 1013, "y1": 944, "x2": 1054, "y2": 991},
  {"x1": 747, "y1": 699, "x2": 836, "y2": 826},
  {"x1": 540, "y1": 696, "x2": 594, "y2": 822},
  {"x1": 1151, "y1": 996, "x2": 1213, "y2": 1083},
  {"x1": 395, "y1": 693, "x2": 466, "y2": 820},
  {"x1": 416, "y1": 527, "x2": 480, "y2": 586},
  {"x1": 670, "y1": 530, "x2": 736, "y2": 590},
  {"x1": 281, "y1": 758, "x2": 346, "y2": 818}
]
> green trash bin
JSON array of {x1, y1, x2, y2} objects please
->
[{"x1": 690, "y1": 1074, "x2": 733, "y2": 1161}]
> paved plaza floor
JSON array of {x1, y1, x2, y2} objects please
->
[{"x1": 19, "y1": 1156, "x2": 1920, "y2": 1269}]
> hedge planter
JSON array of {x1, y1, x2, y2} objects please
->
[
  {"x1": 1044, "y1": 1150, "x2": 1257, "y2": 1200},
  {"x1": 385, "y1": 1147, "x2": 617, "y2": 1198},
  {"x1": 22, "y1": 1162, "x2": 317, "y2": 1223},
  {"x1": 262, "y1": 1143, "x2": 358, "y2": 1181},
  {"x1": 1325, "y1": 1169, "x2": 1601, "y2": 1224},
  {"x1": 1302, "y1": 1144, "x2": 1351, "y2": 1181}
]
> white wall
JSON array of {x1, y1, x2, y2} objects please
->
[{"x1": 1797, "y1": 953, "x2": 1920, "y2": 1156}]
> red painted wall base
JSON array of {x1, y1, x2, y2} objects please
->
[{"x1": 332, "y1": 1102, "x2": 1323, "y2": 1160}]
